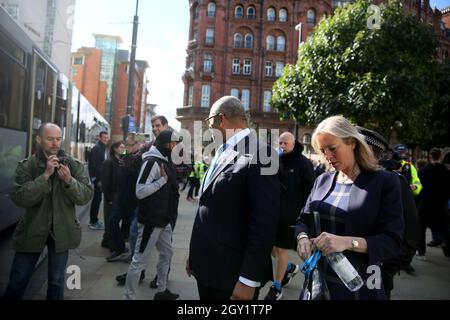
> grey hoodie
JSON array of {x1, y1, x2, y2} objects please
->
[{"x1": 135, "y1": 146, "x2": 168, "y2": 200}]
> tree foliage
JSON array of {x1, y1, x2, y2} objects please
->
[{"x1": 272, "y1": 0, "x2": 439, "y2": 143}]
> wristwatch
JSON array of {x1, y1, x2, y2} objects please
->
[{"x1": 351, "y1": 238, "x2": 359, "y2": 250}]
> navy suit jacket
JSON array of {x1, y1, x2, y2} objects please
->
[
  {"x1": 295, "y1": 170, "x2": 404, "y2": 268},
  {"x1": 189, "y1": 132, "x2": 280, "y2": 294}
]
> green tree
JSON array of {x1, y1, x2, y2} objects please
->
[
  {"x1": 424, "y1": 60, "x2": 450, "y2": 149},
  {"x1": 272, "y1": 0, "x2": 438, "y2": 143}
]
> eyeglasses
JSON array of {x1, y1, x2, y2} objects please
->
[{"x1": 204, "y1": 113, "x2": 224, "y2": 127}]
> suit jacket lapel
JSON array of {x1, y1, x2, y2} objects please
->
[{"x1": 201, "y1": 148, "x2": 239, "y2": 195}]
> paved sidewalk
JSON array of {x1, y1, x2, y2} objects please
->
[{"x1": 1, "y1": 188, "x2": 449, "y2": 300}]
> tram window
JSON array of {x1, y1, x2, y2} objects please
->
[{"x1": 0, "y1": 50, "x2": 27, "y2": 130}]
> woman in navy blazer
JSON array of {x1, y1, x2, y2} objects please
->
[{"x1": 295, "y1": 116, "x2": 404, "y2": 300}]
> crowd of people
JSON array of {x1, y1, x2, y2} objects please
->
[{"x1": 2, "y1": 96, "x2": 449, "y2": 301}]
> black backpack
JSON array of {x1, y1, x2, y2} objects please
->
[{"x1": 137, "y1": 156, "x2": 171, "y2": 228}]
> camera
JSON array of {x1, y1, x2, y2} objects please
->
[{"x1": 57, "y1": 156, "x2": 71, "y2": 168}]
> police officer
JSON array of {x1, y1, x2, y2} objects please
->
[{"x1": 394, "y1": 144, "x2": 422, "y2": 196}]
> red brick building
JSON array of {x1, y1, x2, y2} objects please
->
[
  {"x1": 177, "y1": 0, "x2": 449, "y2": 152},
  {"x1": 110, "y1": 49, "x2": 149, "y2": 141},
  {"x1": 71, "y1": 47, "x2": 107, "y2": 116}
]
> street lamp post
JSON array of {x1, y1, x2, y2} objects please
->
[{"x1": 126, "y1": 0, "x2": 139, "y2": 116}]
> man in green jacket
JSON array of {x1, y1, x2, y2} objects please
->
[{"x1": 2, "y1": 123, "x2": 93, "y2": 300}]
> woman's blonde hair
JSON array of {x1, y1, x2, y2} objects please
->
[{"x1": 311, "y1": 115, "x2": 378, "y2": 172}]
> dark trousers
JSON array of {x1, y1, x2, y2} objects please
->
[
  {"x1": 89, "y1": 183, "x2": 102, "y2": 224},
  {"x1": 197, "y1": 282, "x2": 260, "y2": 300},
  {"x1": 187, "y1": 178, "x2": 200, "y2": 199},
  {"x1": 2, "y1": 237, "x2": 68, "y2": 300},
  {"x1": 109, "y1": 200, "x2": 132, "y2": 253},
  {"x1": 418, "y1": 203, "x2": 449, "y2": 255},
  {"x1": 102, "y1": 197, "x2": 112, "y2": 246}
]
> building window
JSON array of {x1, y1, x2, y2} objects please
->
[
  {"x1": 73, "y1": 56, "x2": 84, "y2": 65},
  {"x1": 276, "y1": 36, "x2": 286, "y2": 51},
  {"x1": 241, "y1": 89, "x2": 250, "y2": 110},
  {"x1": 267, "y1": 7, "x2": 276, "y2": 21},
  {"x1": 275, "y1": 62, "x2": 284, "y2": 77},
  {"x1": 205, "y1": 28, "x2": 214, "y2": 44},
  {"x1": 201, "y1": 85, "x2": 211, "y2": 108},
  {"x1": 188, "y1": 86, "x2": 193, "y2": 106},
  {"x1": 243, "y1": 59, "x2": 252, "y2": 75},
  {"x1": 247, "y1": 6, "x2": 256, "y2": 19},
  {"x1": 266, "y1": 35, "x2": 275, "y2": 51},
  {"x1": 203, "y1": 54, "x2": 213, "y2": 73},
  {"x1": 231, "y1": 88, "x2": 239, "y2": 98},
  {"x1": 232, "y1": 58, "x2": 241, "y2": 74},
  {"x1": 263, "y1": 91, "x2": 272, "y2": 112},
  {"x1": 207, "y1": 2, "x2": 216, "y2": 17},
  {"x1": 244, "y1": 34, "x2": 253, "y2": 48},
  {"x1": 194, "y1": 5, "x2": 199, "y2": 20},
  {"x1": 192, "y1": 30, "x2": 198, "y2": 41},
  {"x1": 302, "y1": 134, "x2": 312, "y2": 145},
  {"x1": 234, "y1": 33, "x2": 243, "y2": 48},
  {"x1": 265, "y1": 61, "x2": 273, "y2": 77},
  {"x1": 279, "y1": 8, "x2": 287, "y2": 22},
  {"x1": 235, "y1": 5, "x2": 243, "y2": 18},
  {"x1": 307, "y1": 9, "x2": 316, "y2": 25}
]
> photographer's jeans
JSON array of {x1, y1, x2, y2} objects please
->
[{"x1": 2, "y1": 237, "x2": 68, "y2": 300}]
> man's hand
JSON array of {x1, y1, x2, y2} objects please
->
[
  {"x1": 185, "y1": 258, "x2": 192, "y2": 277},
  {"x1": 57, "y1": 164, "x2": 73, "y2": 185},
  {"x1": 410, "y1": 184, "x2": 417, "y2": 191},
  {"x1": 230, "y1": 281, "x2": 255, "y2": 300},
  {"x1": 44, "y1": 155, "x2": 59, "y2": 180}
]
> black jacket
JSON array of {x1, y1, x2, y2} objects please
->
[
  {"x1": 100, "y1": 155, "x2": 124, "y2": 202},
  {"x1": 189, "y1": 132, "x2": 280, "y2": 294},
  {"x1": 279, "y1": 141, "x2": 316, "y2": 223},
  {"x1": 88, "y1": 141, "x2": 107, "y2": 181},
  {"x1": 418, "y1": 163, "x2": 450, "y2": 207}
]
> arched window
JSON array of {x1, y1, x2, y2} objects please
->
[
  {"x1": 234, "y1": 33, "x2": 243, "y2": 48},
  {"x1": 207, "y1": 2, "x2": 216, "y2": 17},
  {"x1": 247, "y1": 6, "x2": 256, "y2": 19},
  {"x1": 307, "y1": 8, "x2": 316, "y2": 24},
  {"x1": 276, "y1": 35, "x2": 285, "y2": 51},
  {"x1": 279, "y1": 8, "x2": 287, "y2": 22},
  {"x1": 267, "y1": 7, "x2": 275, "y2": 21},
  {"x1": 194, "y1": 5, "x2": 199, "y2": 20},
  {"x1": 244, "y1": 34, "x2": 253, "y2": 48},
  {"x1": 235, "y1": 5, "x2": 244, "y2": 18},
  {"x1": 266, "y1": 35, "x2": 275, "y2": 51}
]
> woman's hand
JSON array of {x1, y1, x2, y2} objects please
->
[
  {"x1": 312, "y1": 232, "x2": 351, "y2": 255},
  {"x1": 297, "y1": 237, "x2": 313, "y2": 261}
]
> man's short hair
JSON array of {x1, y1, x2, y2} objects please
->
[
  {"x1": 207, "y1": 96, "x2": 246, "y2": 122},
  {"x1": 37, "y1": 123, "x2": 61, "y2": 137},
  {"x1": 99, "y1": 131, "x2": 109, "y2": 137},
  {"x1": 430, "y1": 148, "x2": 442, "y2": 161},
  {"x1": 151, "y1": 115, "x2": 168, "y2": 126}
]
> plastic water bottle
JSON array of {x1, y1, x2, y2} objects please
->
[{"x1": 326, "y1": 252, "x2": 364, "y2": 292}]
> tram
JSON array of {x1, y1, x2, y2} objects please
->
[{"x1": 0, "y1": 7, "x2": 109, "y2": 231}]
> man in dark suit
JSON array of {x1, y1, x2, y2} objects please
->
[
  {"x1": 88, "y1": 131, "x2": 109, "y2": 230},
  {"x1": 186, "y1": 96, "x2": 281, "y2": 300}
]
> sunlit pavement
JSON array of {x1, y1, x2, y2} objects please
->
[{"x1": 1, "y1": 187, "x2": 449, "y2": 300}]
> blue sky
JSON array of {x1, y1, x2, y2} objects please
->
[
  {"x1": 71, "y1": 0, "x2": 450, "y2": 129},
  {"x1": 72, "y1": 0, "x2": 190, "y2": 129}
]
